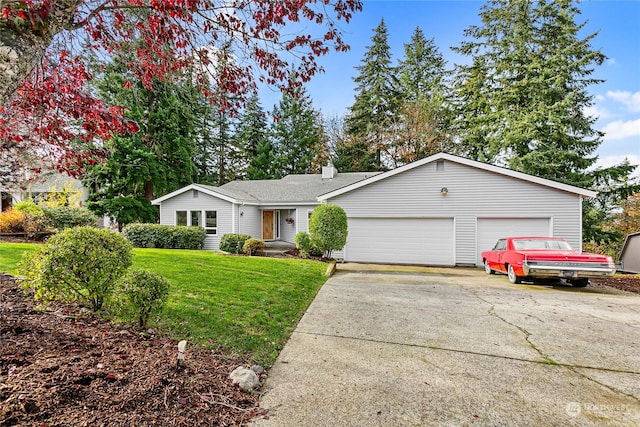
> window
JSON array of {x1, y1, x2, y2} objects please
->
[
  {"x1": 205, "y1": 211, "x2": 217, "y2": 235},
  {"x1": 191, "y1": 210, "x2": 202, "y2": 227},
  {"x1": 494, "y1": 239, "x2": 507, "y2": 251},
  {"x1": 436, "y1": 160, "x2": 445, "y2": 171},
  {"x1": 176, "y1": 211, "x2": 187, "y2": 226},
  {"x1": 193, "y1": 190, "x2": 198, "y2": 198}
]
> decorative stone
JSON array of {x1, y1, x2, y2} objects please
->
[
  {"x1": 229, "y1": 366, "x2": 260, "y2": 391},
  {"x1": 250, "y1": 365, "x2": 264, "y2": 374}
]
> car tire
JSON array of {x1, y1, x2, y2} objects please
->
[
  {"x1": 507, "y1": 265, "x2": 522, "y2": 284},
  {"x1": 484, "y1": 260, "x2": 495, "y2": 275},
  {"x1": 570, "y1": 278, "x2": 589, "y2": 288}
]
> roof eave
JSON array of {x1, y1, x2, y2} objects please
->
[{"x1": 318, "y1": 153, "x2": 597, "y2": 201}]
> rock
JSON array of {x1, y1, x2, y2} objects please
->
[
  {"x1": 250, "y1": 365, "x2": 264, "y2": 374},
  {"x1": 229, "y1": 366, "x2": 260, "y2": 391}
]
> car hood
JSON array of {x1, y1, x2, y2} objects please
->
[{"x1": 517, "y1": 250, "x2": 612, "y2": 262}]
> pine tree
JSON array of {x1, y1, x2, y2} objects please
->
[
  {"x1": 235, "y1": 93, "x2": 270, "y2": 179},
  {"x1": 390, "y1": 27, "x2": 452, "y2": 165},
  {"x1": 270, "y1": 81, "x2": 321, "y2": 177},
  {"x1": 453, "y1": 0, "x2": 604, "y2": 186},
  {"x1": 453, "y1": 0, "x2": 638, "y2": 243},
  {"x1": 344, "y1": 19, "x2": 400, "y2": 170},
  {"x1": 83, "y1": 51, "x2": 198, "y2": 226}
]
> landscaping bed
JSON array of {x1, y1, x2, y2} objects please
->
[
  {"x1": 0, "y1": 274, "x2": 261, "y2": 426},
  {"x1": 590, "y1": 274, "x2": 640, "y2": 295}
]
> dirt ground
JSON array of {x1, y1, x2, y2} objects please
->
[
  {"x1": 1, "y1": 270, "x2": 639, "y2": 427},
  {"x1": 0, "y1": 274, "x2": 261, "y2": 427}
]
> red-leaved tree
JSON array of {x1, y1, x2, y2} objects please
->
[{"x1": 0, "y1": 0, "x2": 362, "y2": 183}]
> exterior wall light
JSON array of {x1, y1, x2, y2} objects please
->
[{"x1": 440, "y1": 187, "x2": 448, "y2": 196}]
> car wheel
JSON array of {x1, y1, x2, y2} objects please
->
[
  {"x1": 570, "y1": 278, "x2": 589, "y2": 288},
  {"x1": 507, "y1": 265, "x2": 522, "y2": 284},
  {"x1": 484, "y1": 260, "x2": 495, "y2": 275}
]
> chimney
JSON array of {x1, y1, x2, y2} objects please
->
[{"x1": 322, "y1": 163, "x2": 338, "y2": 179}]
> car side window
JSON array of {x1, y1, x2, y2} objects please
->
[{"x1": 494, "y1": 240, "x2": 506, "y2": 251}]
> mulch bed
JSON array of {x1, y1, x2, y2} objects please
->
[
  {"x1": 0, "y1": 275, "x2": 261, "y2": 427},
  {"x1": 590, "y1": 275, "x2": 640, "y2": 294}
]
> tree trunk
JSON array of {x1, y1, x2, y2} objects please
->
[{"x1": 0, "y1": 1, "x2": 80, "y2": 105}]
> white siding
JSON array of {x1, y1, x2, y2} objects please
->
[
  {"x1": 158, "y1": 190, "x2": 233, "y2": 250},
  {"x1": 237, "y1": 205, "x2": 261, "y2": 239},
  {"x1": 327, "y1": 160, "x2": 583, "y2": 266},
  {"x1": 345, "y1": 218, "x2": 454, "y2": 265}
]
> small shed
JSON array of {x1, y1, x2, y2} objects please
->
[{"x1": 619, "y1": 232, "x2": 640, "y2": 273}]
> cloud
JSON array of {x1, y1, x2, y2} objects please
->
[
  {"x1": 605, "y1": 58, "x2": 617, "y2": 67},
  {"x1": 601, "y1": 118, "x2": 640, "y2": 140},
  {"x1": 606, "y1": 90, "x2": 640, "y2": 112},
  {"x1": 584, "y1": 104, "x2": 610, "y2": 120}
]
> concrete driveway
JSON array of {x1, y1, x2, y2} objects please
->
[{"x1": 251, "y1": 266, "x2": 640, "y2": 426}]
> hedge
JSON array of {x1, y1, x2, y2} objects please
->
[{"x1": 122, "y1": 223, "x2": 206, "y2": 249}]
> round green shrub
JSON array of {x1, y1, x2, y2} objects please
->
[
  {"x1": 220, "y1": 234, "x2": 251, "y2": 254},
  {"x1": 309, "y1": 204, "x2": 348, "y2": 258},
  {"x1": 243, "y1": 238, "x2": 265, "y2": 256},
  {"x1": 19, "y1": 226, "x2": 133, "y2": 311},
  {"x1": 114, "y1": 269, "x2": 170, "y2": 328}
]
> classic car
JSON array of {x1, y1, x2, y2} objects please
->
[{"x1": 481, "y1": 236, "x2": 616, "y2": 287}]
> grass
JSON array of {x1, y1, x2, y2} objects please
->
[{"x1": 0, "y1": 243, "x2": 328, "y2": 366}]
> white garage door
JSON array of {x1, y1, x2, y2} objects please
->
[
  {"x1": 345, "y1": 218, "x2": 454, "y2": 265},
  {"x1": 476, "y1": 218, "x2": 551, "y2": 266}
]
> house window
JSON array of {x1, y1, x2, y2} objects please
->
[
  {"x1": 191, "y1": 210, "x2": 202, "y2": 227},
  {"x1": 436, "y1": 160, "x2": 445, "y2": 171},
  {"x1": 176, "y1": 211, "x2": 187, "y2": 226},
  {"x1": 205, "y1": 211, "x2": 217, "y2": 235},
  {"x1": 193, "y1": 190, "x2": 198, "y2": 198}
]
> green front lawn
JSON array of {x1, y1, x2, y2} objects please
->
[{"x1": 0, "y1": 243, "x2": 328, "y2": 366}]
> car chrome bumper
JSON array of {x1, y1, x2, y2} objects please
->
[{"x1": 522, "y1": 263, "x2": 616, "y2": 278}]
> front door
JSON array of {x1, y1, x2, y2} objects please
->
[{"x1": 263, "y1": 210, "x2": 274, "y2": 240}]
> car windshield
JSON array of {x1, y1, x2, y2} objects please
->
[{"x1": 513, "y1": 239, "x2": 573, "y2": 250}]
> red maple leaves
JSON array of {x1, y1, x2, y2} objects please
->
[{"x1": 0, "y1": 0, "x2": 362, "y2": 180}]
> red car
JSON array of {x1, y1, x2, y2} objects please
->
[{"x1": 481, "y1": 236, "x2": 616, "y2": 287}]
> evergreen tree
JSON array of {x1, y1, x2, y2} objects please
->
[
  {"x1": 83, "y1": 51, "x2": 198, "y2": 226},
  {"x1": 270, "y1": 81, "x2": 322, "y2": 177},
  {"x1": 235, "y1": 93, "x2": 271, "y2": 179},
  {"x1": 453, "y1": 0, "x2": 637, "y2": 242},
  {"x1": 390, "y1": 27, "x2": 452, "y2": 165},
  {"x1": 246, "y1": 139, "x2": 278, "y2": 180},
  {"x1": 343, "y1": 19, "x2": 400, "y2": 170}
]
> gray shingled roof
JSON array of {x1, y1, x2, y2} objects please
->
[{"x1": 203, "y1": 172, "x2": 381, "y2": 203}]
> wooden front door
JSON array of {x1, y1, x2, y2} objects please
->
[{"x1": 263, "y1": 210, "x2": 274, "y2": 240}]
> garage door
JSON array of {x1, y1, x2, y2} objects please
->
[
  {"x1": 476, "y1": 218, "x2": 551, "y2": 266},
  {"x1": 345, "y1": 218, "x2": 454, "y2": 265}
]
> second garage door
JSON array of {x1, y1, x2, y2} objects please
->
[
  {"x1": 345, "y1": 218, "x2": 454, "y2": 265},
  {"x1": 476, "y1": 218, "x2": 551, "y2": 266}
]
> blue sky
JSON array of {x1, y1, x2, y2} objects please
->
[{"x1": 271, "y1": 0, "x2": 640, "y2": 174}]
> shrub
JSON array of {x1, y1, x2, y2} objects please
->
[
  {"x1": 18, "y1": 227, "x2": 133, "y2": 311},
  {"x1": 114, "y1": 269, "x2": 170, "y2": 328},
  {"x1": 309, "y1": 204, "x2": 348, "y2": 258},
  {"x1": 14, "y1": 201, "x2": 44, "y2": 217},
  {"x1": 0, "y1": 209, "x2": 27, "y2": 233},
  {"x1": 220, "y1": 234, "x2": 251, "y2": 254},
  {"x1": 294, "y1": 231, "x2": 322, "y2": 258},
  {"x1": 243, "y1": 238, "x2": 265, "y2": 256},
  {"x1": 43, "y1": 206, "x2": 97, "y2": 230},
  {"x1": 122, "y1": 224, "x2": 206, "y2": 250}
]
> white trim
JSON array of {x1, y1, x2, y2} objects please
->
[
  {"x1": 317, "y1": 153, "x2": 597, "y2": 201},
  {"x1": 152, "y1": 183, "x2": 240, "y2": 205}
]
